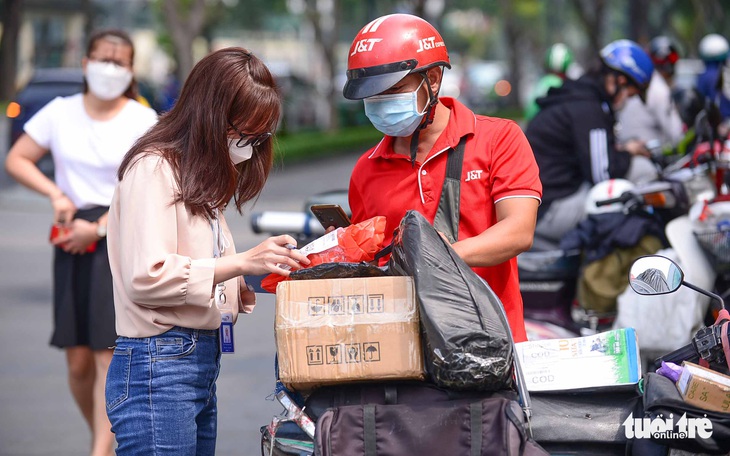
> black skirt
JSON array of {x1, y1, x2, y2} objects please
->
[{"x1": 50, "y1": 206, "x2": 117, "y2": 350}]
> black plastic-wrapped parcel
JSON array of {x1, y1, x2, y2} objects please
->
[{"x1": 387, "y1": 210, "x2": 514, "y2": 391}]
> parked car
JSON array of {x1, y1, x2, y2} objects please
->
[
  {"x1": 5, "y1": 68, "x2": 85, "y2": 177},
  {"x1": 7, "y1": 68, "x2": 85, "y2": 145}
]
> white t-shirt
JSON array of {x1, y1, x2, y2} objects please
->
[
  {"x1": 24, "y1": 93, "x2": 158, "y2": 210},
  {"x1": 616, "y1": 72, "x2": 683, "y2": 148}
]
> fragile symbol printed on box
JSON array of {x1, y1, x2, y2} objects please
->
[
  {"x1": 324, "y1": 344, "x2": 360, "y2": 364},
  {"x1": 325, "y1": 345, "x2": 342, "y2": 364},
  {"x1": 307, "y1": 342, "x2": 380, "y2": 366},
  {"x1": 307, "y1": 294, "x2": 385, "y2": 315},
  {"x1": 305, "y1": 343, "x2": 382, "y2": 366}
]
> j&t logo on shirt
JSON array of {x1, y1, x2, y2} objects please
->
[{"x1": 465, "y1": 170, "x2": 483, "y2": 182}]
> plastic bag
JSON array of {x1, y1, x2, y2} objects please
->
[
  {"x1": 289, "y1": 262, "x2": 388, "y2": 281},
  {"x1": 260, "y1": 216, "x2": 387, "y2": 293},
  {"x1": 387, "y1": 210, "x2": 513, "y2": 391}
]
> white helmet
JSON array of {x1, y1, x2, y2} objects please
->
[
  {"x1": 699, "y1": 33, "x2": 729, "y2": 62},
  {"x1": 585, "y1": 179, "x2": 635, "y2": 214}
]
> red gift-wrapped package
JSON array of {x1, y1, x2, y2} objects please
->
[{"x1": 260, "y1": 216, "x2": 386, "y2": 293}]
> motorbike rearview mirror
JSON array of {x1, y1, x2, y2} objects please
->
[
  {"x1": 629, "y1": 256, "x2": 683, "y2": 295},
  {"x1": 629, "y1": 255, "x2": 726, "y2": 310}
]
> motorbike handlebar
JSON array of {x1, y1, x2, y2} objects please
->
[
  {"x1": 595, "y1": 193, "x2": 633, "y2": 207},
  {"x1": 653, "y1": 342, "x2": 700, "y2": 370}
]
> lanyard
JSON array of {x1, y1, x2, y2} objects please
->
[{"x1": 211, "y1": 209, "x2": 230, "y2": 311}]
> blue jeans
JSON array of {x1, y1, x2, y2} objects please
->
[{"x1": 106, "y1": 327, "x2": 221, "y2": 455}]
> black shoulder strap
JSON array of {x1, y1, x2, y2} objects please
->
[{"x1": 433, "y1": 136, "x2": 467, "y2": 243}]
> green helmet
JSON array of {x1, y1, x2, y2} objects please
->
[{"x1": 545, "y1": 43, "x2": 574, "y2": 75}]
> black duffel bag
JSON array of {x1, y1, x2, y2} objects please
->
[
  {"x1": 308, "y1": 381, "x2": 547, "y2": 456},
  {"x1": 642, "y1": 372, "x2": 730, "y2": 454}
]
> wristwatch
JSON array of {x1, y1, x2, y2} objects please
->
[{"x1": 95, "y1": 222, "x2": 107, "y2": 238}]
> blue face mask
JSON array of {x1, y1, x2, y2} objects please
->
[{"x1": 363, "y1": 79, "x2": 428, "y2": 137}]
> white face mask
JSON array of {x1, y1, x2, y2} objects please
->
[
  {"x1": 85, "y1": 61, "x2": 133, "y2": 100},
  {"x1": 229, "y1": 140, "x2": 254, "y2": 164}
]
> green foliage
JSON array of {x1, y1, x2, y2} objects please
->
[
  {"x1": 272, "y1": 106, "x2": 526, "y2": 164},
  {"x1": 273, "y1": 125, "x2": 382, "y2": 163}
]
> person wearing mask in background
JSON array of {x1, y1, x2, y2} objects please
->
[
  {"x1": 4, "y1": 29, "x2": 157, "y2": 456},
  {"x1": 105, "y1": 47, "x2": 310, "y2": 455},
  {"x1": 343, "y1": 14, "x2": 542, "y2": 343},
  {"x1": 617, "y1": 36, "x2": 683, "y2": 152},
  {"x1": 696, "y1": 33, "x2": 730, "y2": 120},
  {"x1": 524, "y1": 42, "x2": 575, "y2": 122},
  {"x1": 525, "y1": 40, "x2": 656, "y2": 249}
]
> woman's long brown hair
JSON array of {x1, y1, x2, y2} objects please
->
[{"x1": 118, "y1": 47, "x2": 281, "y2": 219}]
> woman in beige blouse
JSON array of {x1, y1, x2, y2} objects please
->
[{"x1": 105, "y1": 47, "x2": 309, "y2": 455}]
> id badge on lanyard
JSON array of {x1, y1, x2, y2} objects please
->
[{"x1": 212, "y1": 211, "x2": 235, "y2": 354}]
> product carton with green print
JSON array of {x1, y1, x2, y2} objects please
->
[{"x1": 515, "y1": 328, "x2": 641, "y2": 392}]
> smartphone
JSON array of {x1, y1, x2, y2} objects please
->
[{"x1": 310, "y1": 204, "x2": 351, "y2": 229}]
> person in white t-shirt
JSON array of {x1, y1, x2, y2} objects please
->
[{"x1": 5, "y1": 29, "x2": 157, "y2": 456}]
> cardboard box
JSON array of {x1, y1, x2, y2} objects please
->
[
  {"x1": 515, "y1": 328, "x2": 641, "y2": 392},
  {"x1": 676, "y1": 361, "x2": 730, "y2": 413},
  {"x1": 275, "y1": 276, "x2": 424, "y2": 391}
]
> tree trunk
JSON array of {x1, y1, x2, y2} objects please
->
[
  {"x1": 0, "y1": 0, "x2": 23, "y2": 100},
  {"x1": 161, "y1": 0, "x2": 207, "y2": 83},
  {"x1": 569, "y1": 0, "x2": 606, "y2": 58},
  {"x1": 628, "y1": 0, "x2": 650, "y2": 45},
  {"x1": 304, "y1": 0, "x2": 340, "y2": 132},
  {"x1": 499, "y1": 0, "x2": 522, "y2": 109}
]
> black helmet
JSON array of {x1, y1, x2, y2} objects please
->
[{"x1": 649, "y1": 36, "x2": 680, "y2": 75}]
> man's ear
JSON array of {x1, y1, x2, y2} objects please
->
[
  {"x1": 604, "y1": 72, "x2": 618, "y2": 93},
  {"x1": 426, "y1": 66, "x2": 443, "y2": 94},
  {"x1": 616, "y1": 74, "x2": 630, "y2": 87}
]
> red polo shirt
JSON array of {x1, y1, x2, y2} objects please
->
[{"x1": 348, "y1": 97, "x2": 542, "y2": 342}]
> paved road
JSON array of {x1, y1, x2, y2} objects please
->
[{"x1": 0, "y1": 117, "x2": 361, "y2": 456}]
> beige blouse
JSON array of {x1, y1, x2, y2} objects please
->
[{"x1": 107, "y1": 153, "x2": 242, "y2": 338}]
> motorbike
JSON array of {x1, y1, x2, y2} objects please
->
[
  {"x1": 258, "y1": 254, "x2": 730, "y2": 456},
  {"x1": 519, "y1": 169, "x2": 697, "y2": 341},
  {"x1": 520, "y1": 101, "x2": 729, "y2": 343}
]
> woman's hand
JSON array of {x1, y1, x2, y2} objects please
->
[
  {"x1": 239, "y1": 234, "x2": 311, "y2": 277},
  {"x1": 60, "y1": 219, "x2": 98, "y2": 255},
  {"x1": 51, "y1": 193, "x2": 77, "y2": 226},
  {"x1": 239, "y1": 281, "x2": 256, "y2": 314}
]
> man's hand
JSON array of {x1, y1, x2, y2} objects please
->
[{"x1": 621, "y1": 139, "x2": 650, "y2": 157}]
